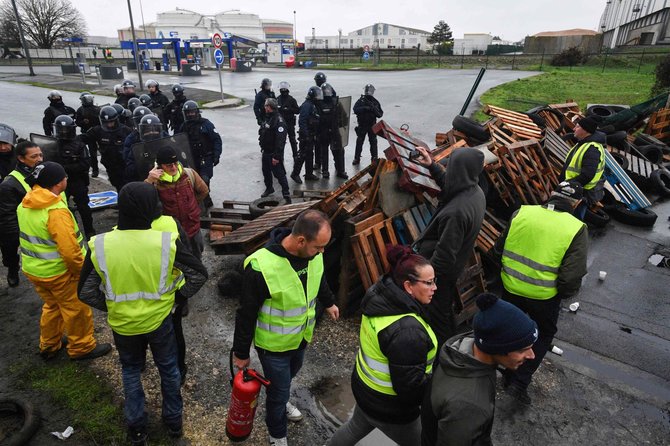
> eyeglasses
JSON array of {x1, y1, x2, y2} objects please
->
[
  {"x1": 161, "y1": 162, "x2": 178, "y2": 167},
  {"x1": 409, "y1": 276, "x2": 436, "y2": 286}
]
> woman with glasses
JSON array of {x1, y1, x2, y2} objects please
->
[{"x1": 328, "y1": 245, "x2": 438, "y2": 446}]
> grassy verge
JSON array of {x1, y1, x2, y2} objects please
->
[
  {"x1": 12, "y1": 360, "x2": 125, "y2": 444},
  {"x1": 472, "y1": 68, "x2": 655, "y2": 121}
]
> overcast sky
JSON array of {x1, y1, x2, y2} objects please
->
[{"x1": 71, "y1": 0, "x2": 606, "y2": 43}]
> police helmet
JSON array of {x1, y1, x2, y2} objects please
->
[
  {"x1": 364, "y1": 84, "x2": 376, "y2": 96},
  {"x1": 172, "y1": 84, "x2": 185, "y2": 98},
  {"x1": 121, "y1": 79, "x2": 136, "y2": 94},
  {"x1": 79, "y1": 92, "x2": 94, "y2": 106},
  {"x1": 53, "y1": 115, "x2": 76, "y2": 140},
  {"x1": 278, "y1": 81, "x2": 290, "y2": 93},
  {"x1": 114, "y1": 84, "x2": 123, "y2": 95},
  {"x1": 138, "y1": 114, "x2": 163, "y2": 142},
  {"x1": 145, "y1": 79, "x2": 159, "y2": 89},
  {"x1": 139, "y1": 94, "x2": 153, "y2": 107},
  {"x1": 127, "y1": 97, "x2": 141, "y2": 112},
  {"x1": 261, "y1": 78, "x2": 272, "y2": 90},
  {"x1": 111, "y1": 103, "x2": 125, "y2": 116},
  {"x1": 132, "y1": 106, "x2": 152, "y2": 128},
  {"x1": 99, "y1": 105, "x2": 119, "y2": 131},
  {"x1": 321, "y1": 83, "x2": 334, "y2": 98},
  {"x1": 314, "y1": 72, "x2": 326, "y2": 86},
  {"x1": 182, "y1": 100, "x2": 200, "y2": 121},
  {"x1": 307, "y1": 86, "x2": 323, "y2": 101},
  {"x1": 0, "y1": 123, "x2": 17, "y2": 146},
  {"x1": 47, "y1": 90, "x2": 63, "y2": 101}
]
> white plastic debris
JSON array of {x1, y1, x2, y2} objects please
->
[
  {"x1": 551, "y1": 345, "x2": 564, "y2": 356},
  {"x1": 569, "y1": 302, "x2": 580, "y2": 312},
  {"x1": 598, "y1": 271, "x2": 607, "y2": 281},
  {"x1": 51, "y1": 426, "x2": 74, "y2": 440}
]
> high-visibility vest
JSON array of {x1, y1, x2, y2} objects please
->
[
  {"x1": 7, "y1": 170, "x2": 30, "y2": 193},
  {"x1": 89, "y1": 229, "x2": 185, "y2": 335},
  {"x1": 501, "y1": 206, "x2": 584, "y2": 299},
  {"x1": 17, "y1": 195, "x2": 85, "y2": 278},
  {"x1": 565, "y1": 142, "x2": 605, "y2": 190},
  {"x1": 244, "y1": 248, "x2": 323, "y2": 352},
  {"x1": 355, "y1": 313, "x2": 437, "y2": 396},
  {"x1": 151, "y1": 215, "x2": 178, "y2": 234}
]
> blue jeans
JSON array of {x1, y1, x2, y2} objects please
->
[
  {"x1": 257, "y1": 348, "x2": 305, "y2": 438},
  {"x1": 113, "y1": 315, "x2": 183, "y2": 432}
]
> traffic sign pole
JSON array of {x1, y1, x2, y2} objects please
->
[{"x1": 214, "y1": 48, "x2": 225, "y2": 102}]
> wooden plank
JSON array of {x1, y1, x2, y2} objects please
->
[
  {"x1": 402, "y1": 211, "x2": 420, "y2": 241},
  {"x1": 200, "y1": 216, "x2": 248, "y2": 229},
  {"x1": 417, "y1": 203, "x2": 432, "y2": 226},
  {"x1": 351, "y1": 235, "x2": 373, "y2": 290},
  {"x1": 352, "y1": 212, "x2": 385, "y2": 233},
  {"x1": 411, "y1": 207, "x2": 426, "y2": 231}
]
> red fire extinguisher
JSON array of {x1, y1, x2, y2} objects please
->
[{"x1": 226, "y1": 350, "x2": 271, "y2": 442}]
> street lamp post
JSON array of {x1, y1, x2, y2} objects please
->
[
  {"x1": 293, "y1": 10, "x2": 297, "y2": 57},
  {"x1": 10, "y1": 0, "x2": 35, "y2": 76},
  {"x1": 126, "y1": 0, "x2": 144, "y2": 90}
]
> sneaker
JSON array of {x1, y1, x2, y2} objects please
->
[
  {"x1": 71, "y1": 343, "x2": 112, "y2": 361},
  {"x1": 91, "y1": 170, "x2": 99, "y2": 178},
  {"x1": 352, "y1": 158, "x2": 360, "y2": 166},
  {"x1": 7, "y1": 268, "x2": 19, "y2": 288},
  {"x1": 286, "y1": 401, "x2": 303, "y2": 422},
  {"x1": 505, "y1": 384, "x2": 532, "y2": 405},
  {"x1": 321, "y1": 171, "x2": 330, "y2": 179},
  {"x1": 336, "y1": 171, "x2": 349, "y2": 179},
  {"x1": 165, "y1": 422, "x2": 183, "y2": 438},
  {"x1": 39, "y1": 335, "x2": 68, "y2": 361},
  {"x1": 304, "y1": 174, "x2": 319, "y2": 181},
  {"x1": 269, "y1": 435, "x2": 288, "y2": 446},
  {"x1": 290, "y1": 173, "x2": 303, "y2": 184},
  {"x1": 283, "y1": 196, "x2": 292, "y2": 205},
  {"x1": 261, "y1": 188, "x2": 275, "y2": 198},
  {"x1": 128, "y1": 428, "x2": 147, "y2": 446}
]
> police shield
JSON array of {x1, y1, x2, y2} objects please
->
[
  {"x1": 131, "y1": 133, "x2": 195, "y2": 179},
  {"x1": 337, "y1": 96, "x2": 351, "y2": 148},
  {"x1": 29, "y1": 133, "x2": 59, "y2": 161}
]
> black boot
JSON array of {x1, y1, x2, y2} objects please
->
[{"x1": 7, "y1": 267, "x2": 19, "y2": 288}]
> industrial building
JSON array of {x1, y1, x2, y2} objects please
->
[
  {"x1": 600, "y1": 0, "x2": 670, "y2": 48},
  {"x1": 305, "y1": 23, "x2": 431, "y2": 50}
]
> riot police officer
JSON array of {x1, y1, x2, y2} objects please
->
[
  {"x1": 43, "y1": 90, "x2": 75, "y2": 136},
  {"x1": 316, "y1": 83, "x2": 348, "y2": 179},
  {"x1": 111, "y1": 103, "x2": 132, "y2": 128},
  {"x1": 145, "y1": 79, "x2": 169, "y2": 121},
  {"x1": 179, "y1": 100, "x2": 222, "y2": 208},
  {"x1": 166, "y1": 84, "x2": 188, "y2": 133},
  {"x1": 291, "y1": 86, "x2": 322, "y2": 183},
  {"x1": 82, "y1": 106, "x2": 132, "y2": 192},
  {"x1": 127, "y1": 97, "x2": 141, "y2": 113},
  {"x1": 353, "y1": 84, "x2": 383, "y2": 165},
  {"x1": 113, "y1": 84, "x2": 124, "y2": 102},
  {"x1": 253, "y1": 78, "x2": 275, "y2": 126},
  {"x1": 277, "y1": 81, "x2": 300, "y2": 159},
  {"x1": 75, "y1": 92, "x2": 101, "y2": 177},
  {"x1": 51, "y1": 115, "x2": 94, "y2": 238},
  {"x1": 115, "y1": 79, "x2": 138, "y2": 108},
  {"x1": 122, "y1": 106, "x2": 153, "y2": 182},
  {"x1": 259, "y1": 99, "x2": 290, "y2": 203}
]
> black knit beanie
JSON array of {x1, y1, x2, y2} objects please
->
[
  {"x1": 576, "y1": 116, "x2": 598, "y2": 134},
  {"x1": 473, "y1": 293, "x2": 538, "y2": 355},
  {"x1": 32, "y1": 161, "x2": 66, "y2": 188}
]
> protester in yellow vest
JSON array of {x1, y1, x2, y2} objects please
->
[
  {"x1": 78, "y1": 182, "x2": 208, "y2": 445},
  {"x1": 494, "y1": 181, "x2": 588, "y2": 405},
  {"x1": 17, "y1": 161, "x2": 111, "y2": 361},
  {"x1": 0, "y1": 140, "x2": 43, "y2": 287},
  {"x1": 232, "y1": 209, "x2": 339, "y2": 446},
  {"x1": 559, "y1": 116, "x2": 606, "y2": 220},
  {"x1": 329, "y1": 245, "x2": 437, "y2": 446}
]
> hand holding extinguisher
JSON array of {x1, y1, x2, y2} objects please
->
[{"x1": 226, "y1": 350, "x2": 271, "y2": 442}]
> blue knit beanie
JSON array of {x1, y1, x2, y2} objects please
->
[{"x1": 473, "y1": 293, "x2": 538, "y2": 355}]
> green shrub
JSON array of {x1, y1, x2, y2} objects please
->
[
  {"x1": 551, "y1": 47, "x2": 585, "y2": 67},
  {"x1": 651, "y1": 53, "x2": 670, "y2": 95}
]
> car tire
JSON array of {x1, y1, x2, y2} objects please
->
[
  {"x1": 650, "y1": 168, "x2": 670, "y2": 197},
  {"x1": 636, "y1": 145, "x2": 664, "y2": 164},
  {"x1": 587, "y1": 105, "x2": 614, "y2": 118},
  {"x1": 610, "y1": 152, "x2": 629, "y2": 170},
  {"x1": 452, "y1": 115, "x2": 490, "y2": 141},
  {"x1": 605, "y1": 203, "x2": 657, "y2": 227},
  {"x1": 584, "y1": 207, "x2": 610, "y2": 228},
  {"x1": 606, "y1": 131, "x2": 628, "y2": 149},
  {"x1": 0, "y1": 397, "x2": 41, "y2": 446},
  {"x1": 249, "y1": 197, "x2": 282, "y2": 218}
]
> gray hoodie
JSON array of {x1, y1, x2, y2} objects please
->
[{"x1": 421, "y1": 331, "x2": 497, "y2": 446}]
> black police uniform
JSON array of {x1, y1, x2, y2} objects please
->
[
  {"x1": 114, "y1": 93, "x2": 138, "y2": 108},
  {"x1": 353, "y1": 95, "x2": 383, "y2": 162},
  {"x1": 253, "y1": 89, "x2": 276, "y2": 126},
  {"x1": 259, "y1": 111, "x2": 290, "y2": 198},
  {"x1": 149, "y1": 90, "x2": 170, "y2": 122},
  {"x1": 292, "y1": 99, "x2": 320, "y2": 180},
  {"x1": 178, "y1": 118, "x2": 222, "y2": 185},
  {"x1": 166, "y1": 97, "x2": 187, "y2": 133},
  {"x1": 316, "y1": 96, "x2": 346, "y2": 176},
  {"x1": 76, "y1": 104, "x2": 101, "y2": 174},
  {"x1": 278, "y1": 92, "x2": 300, "y2": 158},
  {"x1": 43, "y1": 102, "x2": 75, "y2": 136},
  {"x1": 82, "y1": 124, "x2": 133, "y2": 191},
  {"x1": 53, "y1": 136, "x2": 94, "y2": 237}
]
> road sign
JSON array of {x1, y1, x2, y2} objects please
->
[
  {"x1": 214, "y1": 48, "x2": 224, "y2": 65},
  {"x1": 212, "y1": 33, "x2": 222, "y2": 48},
  {"x1": 189, "y1": 64, "x2": 201, "y2": 72},
  {"x1": 364, "y1": 45, "x2": 370, "y2": 52},
  {"x1": 362, "y1": 51, "x2": 370, "y2": 60},
  {"x1": 169, "y1": 31, "x2": 179, "y2": 37},
  {"x1": 88, "y1": 191, "x2": 118, "y2": 210}
]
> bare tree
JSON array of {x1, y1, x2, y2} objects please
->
[{"x1": 0, "y1": 0, "x2": 87, "y2": 48}]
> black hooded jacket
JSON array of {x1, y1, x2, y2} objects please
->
[
  {"x1": 414, "y1": 149, "x2": 486, "y2": 282},
  {"x1": 233, "y1": 227, "x2": 335, "y2": 359},
  {"x1": 559, "y1": 130, "x2": 607, "y2": 187},
  {"x1": 78, "y1": 182, "x2": 208, "y2": 311},
  {"x1": 351, "y1": 275, "x2": 436, "y2": 424}
]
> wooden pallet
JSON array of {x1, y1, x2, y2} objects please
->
[
  {"x1": 499, "y1": 139, "x2": 559, "y2": 204},
  {"x1": 484, "y1": 105, "x2": 543, "y2": 141},
  {"x1": 351, "y1": 217, "x2": 398, "y2": 290},
  {"x1": 477, "y1": 210, "x2": 506, "y2": 257},
  {"x1": 211, "y1": 201, "x2": 315, "y2": 255},
  {"x1": 454, "y1": 250, "x2": 487, "y2": 325},
  {"x1": 318, "y1": 163, "x2": 377, "y2": 216},
  {"x1": 542, "y1": 128, "x2": 572, "y2": 174},
  {"x1": 645, "y1": 108, "x2": 670, "y2": 142}
]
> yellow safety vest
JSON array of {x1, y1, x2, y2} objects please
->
[
  {"x1": 355, "y1": 313, "x2": 437, "y2": 396},
  {"x1": 244, "y1": 248, "x2": 323, "y2": 352},
  {"x1": 17, "y1": 195, "x2": 85, "y2": 278},
  {"x1": 501, "y1": 205, "x2": 584, "y2": 299},
  {"x1": 7, "y1": 170, "x2": 30, "y2": 193},
  {"x1": 89, "y1": 229, "x2": 185, "y2": 335},
  {"x1": 565, "y1": 141, "x2": 605, "y2": 190}
]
